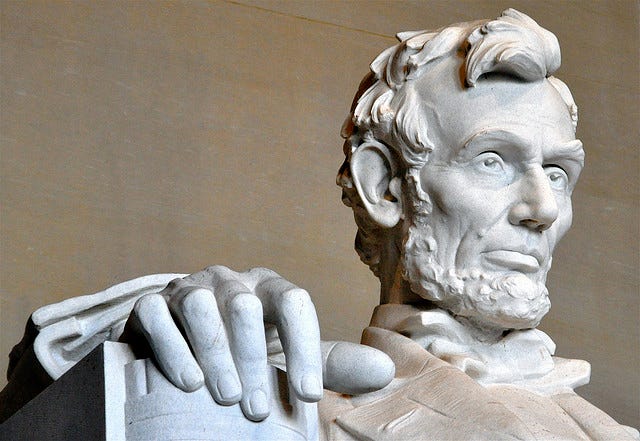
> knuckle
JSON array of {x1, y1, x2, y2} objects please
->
[
  {"x1": 204, "y1": 265, "x2": 235, "y2": 278},
  {"x1": 183, "y1": 265, "x2": 235, "y2": 287},
  {"x1": 217, "y1": 280, "x2": 249, "y2": 297},
  {"x1": 133, "y1": 294, "x2": 169, "y2": 327},
  {"x1": 205, "y1": 265, "x2": 243, "y2": 287},
  {"x1": 134, "y1": 293, "x2": 165, "y2": 315},
  {"x1": 247, "y1": 267, "x2": 279, "y2": 279},
  {"x1": 158, "y1": 277, "x2": 186, "y2": 296},
  {"x1": 278, "y1": 288, "x2": 311, "y2": 309},
  {"x1": 228, "y1": 293, "x2": 262, "y2": 318},
  {"x1": 181, "y1": 288, "x2": 214, "y2": 318}
]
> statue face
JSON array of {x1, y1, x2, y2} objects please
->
[{"x1": 403, "y1": 71, "x2": 584, "y2": 330}]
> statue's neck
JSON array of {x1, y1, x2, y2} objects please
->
[{"x1": 377, "y1": 233, "x2": 420, "y2": 304}]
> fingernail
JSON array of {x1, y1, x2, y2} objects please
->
[
  {"x1": 217, "y1": 372, "x2": 241, "y2": 403},
  {"x1": 248, "y1": 389, "x2": 269, "y2": 419},
  {"x1": 300, "y1": 374, "x2": 322, "y2": 400},
  {"x1": 180, "y1": 365, "x2": 204, "y2": 391}
]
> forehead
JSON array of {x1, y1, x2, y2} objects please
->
[{"x1": 413, "y1": 62, "x2": 578, "y2": 158}]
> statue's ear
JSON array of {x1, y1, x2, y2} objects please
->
[{"x1": 350, "y1": 141, "x2": 403, "y2": 228}]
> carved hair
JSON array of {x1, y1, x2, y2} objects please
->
[{"x1": 337, "y1": 9, "x2": 578, "y2": 275}]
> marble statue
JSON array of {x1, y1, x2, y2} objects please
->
[{"x1": 1, "y1": 9, "x2": 638, "y2": 440}]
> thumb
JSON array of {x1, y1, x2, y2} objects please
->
[{"x1": 320, "y1": 341, "x2": 395, "y2": 395}]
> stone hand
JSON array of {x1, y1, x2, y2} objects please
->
[{"x1": 124, "y1": 266, "x2": 394, "y2": 421}]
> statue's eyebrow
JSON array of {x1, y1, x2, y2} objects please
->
[
  {"x1": 462, "y1": 129, "x2": 585, "y2": 167},
  {"x1": 545, "y1": 139, "x2": 584, "y2": 168},
  {"x1": 461, "y1": 129, "x2": 529, "y2": 154}
]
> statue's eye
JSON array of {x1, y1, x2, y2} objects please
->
[
  {"x1": 483, "y1": 157, "x2": 499, "y2": 168},
  {"x1": 545, "y1": 166, "x2": 569, "y2": 190},
  {"x1": 475, "y1": 152, "x2": 505, "y2": 172}
]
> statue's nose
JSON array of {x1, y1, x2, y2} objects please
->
[{"x1": 508, "y1": 168, "x2": 559, "y2": 232}]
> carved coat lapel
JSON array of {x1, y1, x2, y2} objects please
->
[{"x1": 329, "y1": 326, "x2": 535, "y2": 440}]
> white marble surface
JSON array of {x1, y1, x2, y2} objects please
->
[
  {"x1": 1, "y1": 8, "x2": 638, "y2": 440},
  {"x1": 2, "y1": 1, "x2": 637, "y2": 427}
]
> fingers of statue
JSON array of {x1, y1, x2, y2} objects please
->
[
  {"x1": 254, "y1": 275, "x2": 323, "y2": 403},
  {"x1": 132, "y1": 293, "x2": 204, "y2": 392},
  {"x1": 320, "y1": 341, "x2": 395, "y2": 395},
  {"x1": 137, "y1": 266, "x2": 324, "y2": 421},
  {"x1": 218, "y1": 284, "x2": 270, "y2": 421},
  {"x1": 167, "y1": 283, "x2": 242, "y2": 406}
]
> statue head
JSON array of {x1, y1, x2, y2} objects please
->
[{"x1": 337, "y1": 9, "x2": 584, "y2": 333}]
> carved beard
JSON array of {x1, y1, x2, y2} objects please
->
[{"x1": 401, "y1": 222, "x2": 551, "y2": 332}]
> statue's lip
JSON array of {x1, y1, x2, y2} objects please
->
[{"x1": 481, "y1": 250, "x2": 542, "y2": 273}]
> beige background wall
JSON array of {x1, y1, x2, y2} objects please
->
[{"x1": 1, "y1": 0, "x2": 638, "y2": 427}]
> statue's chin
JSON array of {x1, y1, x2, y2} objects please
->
[
  {"x1": 449, "y1": 296, "x2": 550, "y2": 332},
  {"x1": 441, "y1": 273, "x2": 551, "y2": 332},
  {"x1": 404, "y1": 251, "x2": 551, "y2": 332}
]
